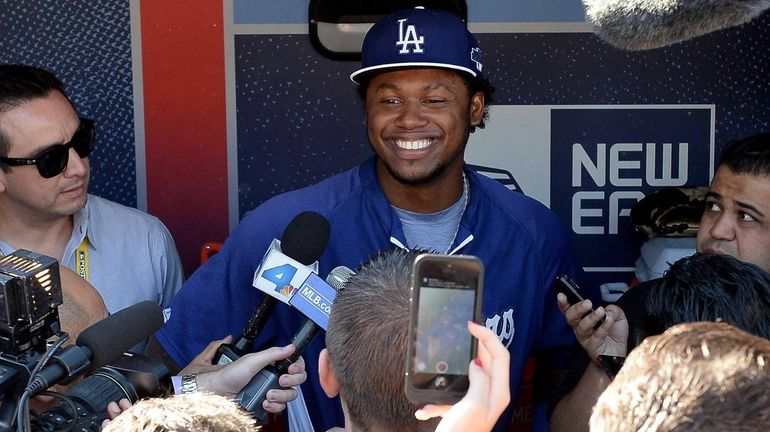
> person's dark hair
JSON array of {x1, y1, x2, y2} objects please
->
[
  {"x1": 591, "y1": 321, "x2": 770, "y2": 432},
  {"x1": 718, "y1": 132, "x2": 770, "y2": 177},
  {"x1": 0, "y1": 64, "x2": 71, "y2": 161},
  {"x1": 325, "y1": 248, "x2": 438, "y2": 432},
  {"x1": 356, "y1": 70, "x2": 495, "y2": 133},
  {"x1": 636, "y1": 253, "x2": 770, "y2": 346}
]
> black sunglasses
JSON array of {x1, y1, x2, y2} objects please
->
[{"x1": 0, "y1": 117, "x2": 95, "y2": 178}]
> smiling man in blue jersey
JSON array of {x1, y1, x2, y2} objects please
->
[{"x1": 156, "y1": 7, "x2": 593, "y2": 431}]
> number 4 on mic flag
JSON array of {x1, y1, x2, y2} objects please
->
[{"x1": 253, "y1": 239, "x2": 314, "y2": 303}]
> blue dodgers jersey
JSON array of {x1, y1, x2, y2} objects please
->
[{"x1": 155, "y1": 158, "x2": 592, "y2": 432}]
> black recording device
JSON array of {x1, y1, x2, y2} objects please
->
[
  {"x1": 0, "y1": 249, "x2": 64, "y2": 428},
  {"x1": 555, "y1": 274, "x2": 605, "y2": 329},
  {"x1": 405, "y1": 254, "x2": 484, "y2": 405},
  {"x1": 0, "y1": 250, "x2": 169, "y2": 431}
]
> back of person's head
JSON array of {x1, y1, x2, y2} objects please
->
[
  {"x1": 590, "y1": 321, "x2": 770, "y2": 431},
  {"x1": 0, "y1": 64, "x2": 70, "y2": 157},
  {"x1": 718, "y1": 132, "x2": 770, "y2": 178},
  {"x1": 58, "y1": 267, "x2": 109, "y2": 343},
  {"x1": 101, "y1": 392, "x2": 258, "y2": 432},
  {"x1": 324, "y1": 248, "x2": 437, "y2": 432},
  {"x1": 636, "y1": 253, "x2": 770, "y2": 345}
]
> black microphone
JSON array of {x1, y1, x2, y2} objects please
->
[
  {"x1": 27, "y1": 301, "x2": 163, "y2": 395},
  {"x1": 213, "y1": 211, "x2": 331, "y2": 365},
  {"x1": 236, "y1": 266, "x2": 354, "y2": 422},
  {"x1": 582, "y1": 0, "x2": 770, "y2": 50}
]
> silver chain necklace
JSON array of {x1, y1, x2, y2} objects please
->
[{"x1": 445, "y1": 171, "x2": 469, "y2": 254}]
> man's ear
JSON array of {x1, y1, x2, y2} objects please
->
[
  {"x1": 318, "y1": 348, "x2": 340, "y2": 398},
  {"x1": 469, "y1": 90, "x2": 484, "y2": 127}
]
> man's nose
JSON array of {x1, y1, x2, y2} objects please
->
[
  {"x1": 63, "y1": 147, "x2": 89, "y2": 177},
  {"x1": 394, "y1": 101, "x2": 429, "y2": 130},
  {"x1": 708, "y1": 212, "x2": 736, "y2": 241}
]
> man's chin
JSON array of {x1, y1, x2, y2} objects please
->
[
  {"x1": 56, "y1": 197, "x2": 88, "y2": 217},
  {"x1": 384, "y1": 163, "x2": 445, "y2": 187}
]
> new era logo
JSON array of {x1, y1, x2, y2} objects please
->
[{"x1": 396, "y1": 18, "x2": 424, "y2": 54}]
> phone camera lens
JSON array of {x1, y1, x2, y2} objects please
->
[{"x1": 433, "y1": 376, "x2": 449, "y2": 390}]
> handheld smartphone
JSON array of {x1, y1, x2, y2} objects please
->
[
  {"x1": 405, "y1": 254, "x2": 484, "y2": 405},
  {"x1": 555, "y1": 274, "x2": 604, "y2": 329}
]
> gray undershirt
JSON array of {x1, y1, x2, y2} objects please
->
[{"x1": 392, "y1": 186, "x2": 468, "y2": 253}]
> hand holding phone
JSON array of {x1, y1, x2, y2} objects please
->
[
  {"x1": 414, "y1": 321, "x2": 510, "y2": 431},
  {"x1": 405, "y1": 254, "x2": 484, "y2": 405},
  {"x1": 555, "y1": 274, "x2": 605, "y2": 329}
]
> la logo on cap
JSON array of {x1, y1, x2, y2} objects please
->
[{"x1": 396, "y1": 17, "x2": 424, "y2": 54}]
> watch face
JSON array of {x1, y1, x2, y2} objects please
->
[{"x1": 181, "y1": 374, "x2": 198, "y2": 394}]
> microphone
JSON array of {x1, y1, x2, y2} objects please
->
[
  {"x1": 213, "y1": 211, "x2": 331, "y2": 365},
  {"x1": 27, "y1": 301, "x2": 163, "y2": 395},
  {"x1": 325, "y1": 266, "x2": 355, "y2": 292},
  {"x1": 582, "y1": 0, "x2": 770, "y2": 50},
  {"x1": 236, "y1": 266, "x2": 354, "y2": 421}
]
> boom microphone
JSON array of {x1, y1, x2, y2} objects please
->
[
  {"x1": 213, "y1": 211, "x2": 331, "y2": 365},
  {"x1": 27, "y1": 301, "x2": 163, "y2": 395},
  {"x1": 582, "y1": 0, "x2": 770, "y2": 50},
  {"x1": 236, "y1": 266, "x2": 354, "y2": 422}
]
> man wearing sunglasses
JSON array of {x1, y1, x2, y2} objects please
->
[{"x1": 0, "y1": 64, "x2": 184, "y2": 325}]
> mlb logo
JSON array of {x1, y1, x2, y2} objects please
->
[{"x1": 470, "y1": 47, "x2": 482, "y2": 72}]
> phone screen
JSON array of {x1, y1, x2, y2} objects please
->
[
  {"x1": 407, "y1": 254, "x2": 483, "y2": 404},
  {"x1": 414, "y1": 284, "x2": 476, "y2": 376}
]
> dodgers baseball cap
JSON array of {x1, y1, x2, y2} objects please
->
[{"x1": 350, "y1": 7, "x2": 483, "y2": 84}]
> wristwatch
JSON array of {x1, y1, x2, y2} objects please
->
[{"x1": 181, "y1": 373, "x2": 198, "y2": 394}]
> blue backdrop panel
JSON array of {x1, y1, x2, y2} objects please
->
[
  {"x1": 0, "y1": 0, "x2": 136, "y2": 206},
  {"x1": 234, "y1": 15, "x2": 768, "y2": 288},
  {"x1": 234, "y1": 34, "x2": 370, "y2": 215},
  {"x1": 234, "y1": 15, "x2": 768, "y2": 219}
]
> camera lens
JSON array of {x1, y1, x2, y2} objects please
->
[{"x1": 33, "y1": 367, "x2": 137, "y2": 432}]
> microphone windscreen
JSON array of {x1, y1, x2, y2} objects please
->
[
  {"x1": 281, "y1": 211, "x2": 331, "y2": 265},
  {"x1": 76, "y1": 301, "x2": 163, "y2": 370},
  {"x1": 326, "y1": 266, "x2": 355, "y2": 291},
  {"x1": 583, "y1": 0, "x2": 770, "y2": 50}
]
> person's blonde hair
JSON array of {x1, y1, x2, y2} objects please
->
[{"x1": 102, "y1": 392, "x2": 258, "y2": 432}]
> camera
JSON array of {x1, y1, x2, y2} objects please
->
[
  {"x1": 32, "y1": 352, "x2": 170, "y2": 432},
  {"x1": 0, "y1": 250, "x2": 169, "y2": 431},
  {"x1": 0, "y1": 250, "x2": 63, "y2": 402}
]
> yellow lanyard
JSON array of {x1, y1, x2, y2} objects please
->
[{"x1": 75, "y1": 237, "x2": 90, "y2": 282}]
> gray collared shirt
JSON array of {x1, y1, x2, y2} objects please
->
[{"x1": 0, "y1": 194, "x2": 184, "y2": 315}]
